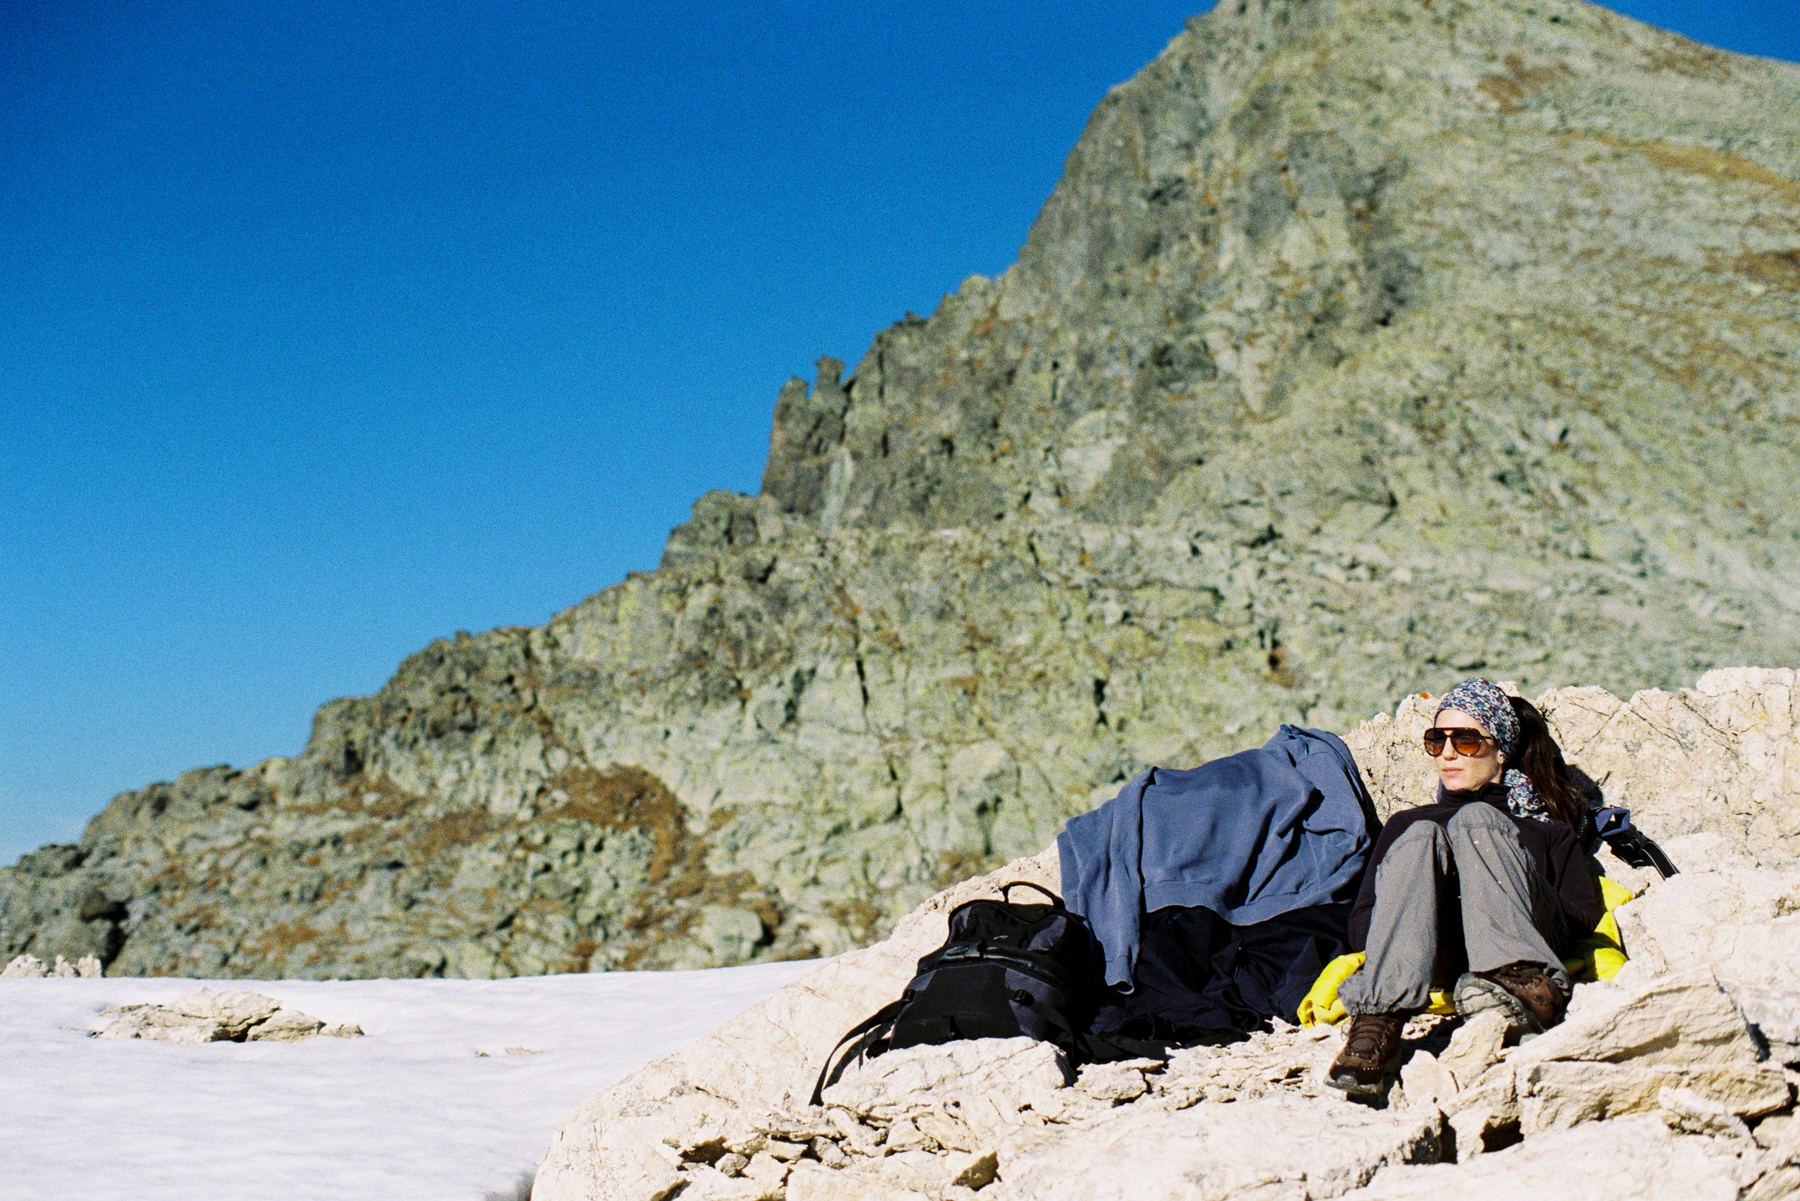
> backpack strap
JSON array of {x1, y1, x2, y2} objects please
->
[
  {"x1": 1010, "y1": 987, "x2": 1079, "y2": 1043},
  {"x1": 1005, "y1": 989, "x2": 1171, "y2": 1069},
  {"x1": 809, "y1": 998, "x2": 905, "y2": 1106},
  {"x1": 930, "y1": 942, "x2": 1077, "y2": 998},
  {"x1": 1074, "y1": 1030, "x2": 1176, "y2": 1064},
  {"x1": 999, "y1": 880, "x2": 1065, "y2": 909}
]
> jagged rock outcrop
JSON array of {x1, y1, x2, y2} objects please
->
[
  {"x1": 529, "y1": 675, "x2": 1800, "y2": 1201},
  {"x1": 86, "y1": 987, "x2": 363, "y2": 1043},
  {"x1": 4, "y1": 0, "x2": 1799, "y2": 977},
  {"x1": 2, "y1": 953, "x2": 102, "y2": 978}
]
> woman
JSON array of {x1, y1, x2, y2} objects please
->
[{"x1": 1327, "y1": 678, "x2": 1603, "y2": 1099}]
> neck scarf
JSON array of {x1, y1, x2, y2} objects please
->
[{"x1": 1435, "y1": 677, "x2": 1550, "y2": 823}]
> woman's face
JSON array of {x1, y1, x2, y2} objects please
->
[{"x1": 1433, "y1": 708, "x2": 1506, "y2": 792}]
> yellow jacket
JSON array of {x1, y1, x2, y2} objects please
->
[{"x1": 1297, "y1": 875, "x2": 1634, "y2": 1026}]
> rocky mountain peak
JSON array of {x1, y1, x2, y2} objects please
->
[
  {"x1": 753, "y1": 0, "x2": 1799, "y2": 558},
  {"x1": 5, "y1": 0, "x2": 1798, "y2": 979}
]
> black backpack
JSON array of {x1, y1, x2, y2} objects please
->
[{"x1": 811, "y1": 881, "x2": 1114, "y2": 1105}]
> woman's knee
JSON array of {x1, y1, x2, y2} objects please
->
[
  {"x1": 1393, "y1": 819, "x2": 1450, "y2": 846},
  {"x1": 1376, "y1": 820, "x2": 1448, "y2": 875},
  {"x1": 1445, "y1": 802, "x2": 1531, "y2": 869},
  {"x1": 1447, "y1": 802, "x2": 1513, "y2": 834}
]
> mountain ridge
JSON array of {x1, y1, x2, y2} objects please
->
[{"x1": 4, "y1": 0, "x2": 1798, "y2": 978}]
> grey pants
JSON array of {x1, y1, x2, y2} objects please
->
[{"x1": 1339, "y1": 802, "x2": 1570, "y2": 1015}]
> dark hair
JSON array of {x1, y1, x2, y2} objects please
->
[{"x1": 1507, "y1": 695, "x2": 1586, "y2": 828}]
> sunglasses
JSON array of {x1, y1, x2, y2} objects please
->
[{"x1": 1421, "y1": 727, "x2": 1497, "y2": 757}]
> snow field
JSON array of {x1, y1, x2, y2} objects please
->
[{"x1": 1, "y1": 960, "x2": 822, "y2": 1201}]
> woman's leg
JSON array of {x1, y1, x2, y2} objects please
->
[
  {"x1": 1339, "y1": 821, "x2": 1454, "y2": 1015},
  {"x1": 1443, "y1": 803, "x2": 1570, "y2": 996}
]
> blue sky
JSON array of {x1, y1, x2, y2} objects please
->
[{"x1": 4, "y1": 1, "x2": 1797, "y2": 864}]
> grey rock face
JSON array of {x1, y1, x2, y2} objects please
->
[{"x1": 5, "y1": 0, "x2": 1800, "y2": 978}]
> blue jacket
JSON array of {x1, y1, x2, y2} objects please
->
[{"x1": 1057, "y1": 726, "x2": 1379, "y2": 990}]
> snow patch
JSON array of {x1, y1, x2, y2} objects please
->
[{"x1": 0, "y1": 960, "x2": 821, "y2": 1201}]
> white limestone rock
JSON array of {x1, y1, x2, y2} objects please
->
[
  {"x1": 1754, "y1": 1112, "x2": 1800, "y2": 1150},
  {"x1": 246, "y1": 1007, "x2": 328, "y2": 1041},
  {"x1": 1400, "y1": 1050, "x2": 1458, "y2": 1112},
  {"x1": 4, "y1": 952, "x2": 105, "y2": 978},
  {"x1": 1506, "y1": 968, "x2": 1790, "y2": 1134},
  {"x1": 1613, "y1": 868, "x2": 1800, "y2": 1064},
  {"x1": 91, "y1": 987, "x2": 352, "y2": 1043},
  {"x1": 986, "y1": 1095, "x2": 1443, "y2": 1201},
  {"x1": 1512, "y1": 968, "x2": 1768, "y2": 1072},
  {"x1": 169, "y1": 988, "x2": 284, "y2": 1037},
  {"x1": 821, "y1": 1037, "x2": 1073, "y2": 1133},
  {"x1": 94, "y1": 1003, "x2": 221, "y2": 1044},
  {"x1": 1438, "y1": 1012, "x2": 1508, "y2": 1092},
  {"x1": 1073, "y1": 1058, "x2": 1157, "y2": 1105},
  {"x1": 1659, "y1": 1086, "x2": 1755, "y2": 1143},
  {"x1": 1440, "y1": 1060, "x2": 1524, "y2": 1163},
  {"x1": 1516, "y1": 1060, "x2": 1787, "y2": 1136},
  {"x1": 784, "y1": 1151, "x2": 967, "y2": 1201},
  {"x1": 1342, "y1": 1116, "x2": 1750, "y2": 1200},
  {"x1": 1745, "y1": 1114, "x2": 1800, "y2": 1201}
]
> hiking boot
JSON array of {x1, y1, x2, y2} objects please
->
[
  {"x1": 1327, "y1": 1012, "x2": 1408, "y2": 1101},
  {"x1": 1454, "y1": 962, "x2": 1567, "y2": 1036}
]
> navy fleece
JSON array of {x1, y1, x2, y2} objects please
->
[{"x1": 1058, "y1": 726, "x2": 1380, "y2": 990}]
